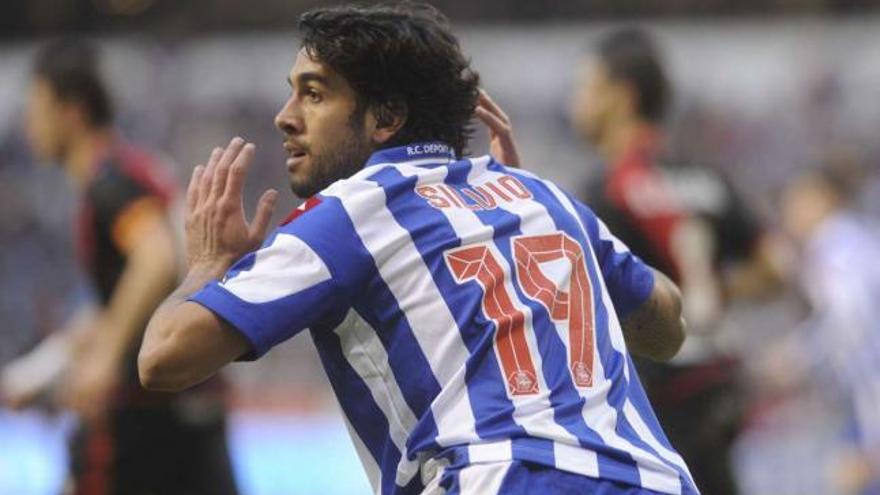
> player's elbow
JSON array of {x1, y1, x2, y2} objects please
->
[
  {"x1": 138, "y1": 353, "x2": 176, "y2": 392},
  {"x1": 649, "y1": 316, "x2": 686, "y2": 362},
  {"x1": 138, "y1": 341, "x2": 191, "y2": 392},
  {"x1": 622, "y1": 270, "x2": 687, "y2": 362}
]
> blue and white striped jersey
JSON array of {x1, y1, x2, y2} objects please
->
[{"x1": 191, "y1": 142, "x2": 698, "y2": 495}]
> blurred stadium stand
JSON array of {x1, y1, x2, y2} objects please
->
[{"x1": 1, "y1": 0, "x2": 879, "y2": 40}]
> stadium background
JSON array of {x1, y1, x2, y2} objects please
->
[{"x1": 2, "y1": 0, "x2": 880, "y2": 493}]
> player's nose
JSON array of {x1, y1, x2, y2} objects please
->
[{"x1": 274, "y1": 96, "x2": 303, "y2": 136}]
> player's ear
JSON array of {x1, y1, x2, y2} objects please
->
[{"x1": 367, "y1": 101, "x2": 407, "y2": 146}]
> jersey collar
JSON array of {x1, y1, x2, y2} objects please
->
[{"x1": 364, "y1": 141, "x2": 456, "y2": 168}]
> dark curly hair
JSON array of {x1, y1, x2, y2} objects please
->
[
  {"x1": 299, "y1": 3, "x2": 480, "y2": 156},
  {"x1": 33, "y1": 39, "x2": 113, "y2": 127},
  {"x1": 595, "y1": 27, "x2": 669, "y2": 124}
]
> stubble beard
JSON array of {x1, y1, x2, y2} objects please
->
[{"x1": 289, "y1": 122, "x2": 375, "y2": 199}]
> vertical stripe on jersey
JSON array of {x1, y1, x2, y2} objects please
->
[
  {"x1": 510, "y1": 166, "x2": 695, "y2": 491},
  {"x1": 334, "y1": 309, "x2": 421, "y2": 487},
  {"x1": 295, "y1": 194, "x2": 447, "y2": 484},
  {"x1": 341, "y1": 413, "x2": 383, "y2": 494},
  {"x1": 323, "y1": 173, "x2": 480, "y2": 460},
  {"x1": 367, "y1": 165, "x2": 529, "y2": 443},
  {"x1": 311, "y1": 328, "x2": 399, "y2": 495},
  {"x1": 313, "y1": 197, "x2": 445, "y2": 451}
]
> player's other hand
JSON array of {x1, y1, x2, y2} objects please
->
[
  {"x1": 475, "y1": 89, "x2": 521, "y2": 168},
  {"x1": 185, "y1": 137, "x2": 278, "y2": 273}
]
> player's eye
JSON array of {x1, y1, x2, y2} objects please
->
[{"x1": 306, "y1": 88, "x2": 322, "y2": 103}]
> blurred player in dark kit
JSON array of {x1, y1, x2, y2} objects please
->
[
  {"x1": 1, "y1": 40, "x2": 238, "y2": 495},
  {"x1": 571, "y1": 27, "x2": 783, "y2": 494}
]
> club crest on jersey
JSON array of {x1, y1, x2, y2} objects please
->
[
  {"x1": 572, "y1": 361, "x2": 592, "y2": 387},
  {"x1": 509, "y1": 370, "x2": 539, "y2": 395},
  {"x1": 415, "y1": 175, "x2": 533, "y2": 211}
]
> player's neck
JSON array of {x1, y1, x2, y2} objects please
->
[
  {"x1": 65, "y1": 127, "x2": 115, "y2": 188},
  {"x1": 601, "y1": 119, "x2": 657, "y2": 167}
]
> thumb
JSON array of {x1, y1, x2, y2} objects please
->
[{"x1": 249, "y1": 189, "x2": 278, "y2": 243}]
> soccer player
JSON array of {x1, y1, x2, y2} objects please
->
[
  {"x1": 571, "y1": 28, "x2": 782, "y2": 494},
  {"x1": 10, "y1": 40, "x2": 238, "y2": 494},
  {"x1": 781, "y1": 163, "x2": 880, "y2": 494},
  {"x1": 139, "y1": 4, "x2": 698, "y2": 494}
]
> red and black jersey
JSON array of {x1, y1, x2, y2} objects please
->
[
  {"x1": 584, "y1": 130, "x2": 686, "y2": 282},
  {"x1": 68, "y1": 141, "x2": 236, "y2": 495},
  {"x1": 582, "y1": 128, "x2": 762, "y2": 415},
  {"x1": 73, "y1": 140, "x2": 189, "y2": 409},
  {"x1": 583, "y1": 129, "x2": 761, "y2": 285},
  {"x1": 76, "y1": 143, "x2": 175, "y2": 304}
]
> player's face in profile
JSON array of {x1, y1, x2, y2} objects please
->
[
  {"x1": 25, "y1": 78, "x2": 67, "y2": 164},
  {"x1": 571, "y1": 58, "x2": 621, "y2": 147},
  {"x1": 781, "y1": 175, "x2": 834, "y2": 242},
  {"x1": 275, "y1": 49, "x2": 374, "y2": 198}
]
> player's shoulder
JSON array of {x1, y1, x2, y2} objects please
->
[
  {"x1": 320, "y1": 162, "x2": 395, "y2": 198},
  {"x1": 86, "y1": 156, "x2": 146, "y2": 208},
  {"x1": 276, "y1": 174, "x2": 386, "y2": 239},
  {"x1": 91, "y1": 143, "x2": 173, "y2": 199},
  {"x1": 315, "y1": 162, "x2": 412, "y2": 225}
]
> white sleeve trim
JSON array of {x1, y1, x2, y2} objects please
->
[{"x1": 221, "y1": 233, "x2": 332, "y2": 304}]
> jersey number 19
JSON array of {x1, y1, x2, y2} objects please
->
[{"x1": 445, "y1": 231, "x2": 596, "y2": 397}]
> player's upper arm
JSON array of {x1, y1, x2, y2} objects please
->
[
  {"x1": 570, "y1": 198, "x2": 685, "y2": 360},
  {"x1": 188, "y1": 195, "x2": 370, "y2": 360},
  {"x1": 619, "y1": 269, "x2": 685, "y2": 361},
  {"x1": 577, "y1": 201, "x2": 655, "y2": 318}
]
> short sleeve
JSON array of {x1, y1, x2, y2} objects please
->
[
  {"x1": 574, "y1": 199, "x2": 655, "y2": 318},
  {"x1": 89, "y1": 165, "x2": 154, "y2": 233},
  {"x1": 189, "y1": 196, "x2": 368, "y2": 359}
]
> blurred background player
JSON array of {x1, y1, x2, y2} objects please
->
[
  {"x1": 0, "y1": 40, "x2": 238, "y2": 495},
  {"x1": 570, "y1": 27, "x2": 784, "y2": 494},
  {"x1": 779, "y1": 160, "x2": 880, "y2": 494}
]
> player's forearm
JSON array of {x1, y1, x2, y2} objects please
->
[
  {"x1": 138, "y1": 261, "x2": 238, "y2": 391},
  {"x1": 98, "y1": 231, "x2": 178, "y2": 360},
  {"x1": 724, "y1": 233, "x2": 787, "y2": 299},
  {"x1": 621, "y1": 269, "x2": 686, "y2": 362},
  {"x1": 669, "y1": 219, "x2": 721, "y2": 331}
]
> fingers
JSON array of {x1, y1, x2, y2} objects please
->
[
  {"x1": 210, "y1": 137, "x2": 246, "y2": 202},
  {"x1": 475, "y1": 105, "x2": 508, "y2": 137},
  {"x1": 249, "y1": 189, "x2": 278, "y2": 242},
  {"x1": 197, "y1": 147, "x2": 223, "y2": 208},
  {"x1": 224, "y1": 142, "x2": 256, "y2": 200},
  {"x1": 186, "y1": 165, "x2": 204, "y2": 213},
  {"x1": 477, "y1": 89, "x2": 511, "y2": 125}
]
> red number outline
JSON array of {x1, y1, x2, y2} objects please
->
[
  {"x1": 512, "y1": 232, "x2": 595, "y2": 388},
  {"x1": 445, "y1": 244, "x2": 539, "y2": 396},
  {"x1": 444, "y1": 232, "x2": 596, "y2": 396}
]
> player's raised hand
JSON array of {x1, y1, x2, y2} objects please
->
[
  {"x1": 475, "y1": 89, "x2": 522, "y2": 168},
  {"x1": 185, "y1": 137, "x2": 277, "y2": 271}
]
